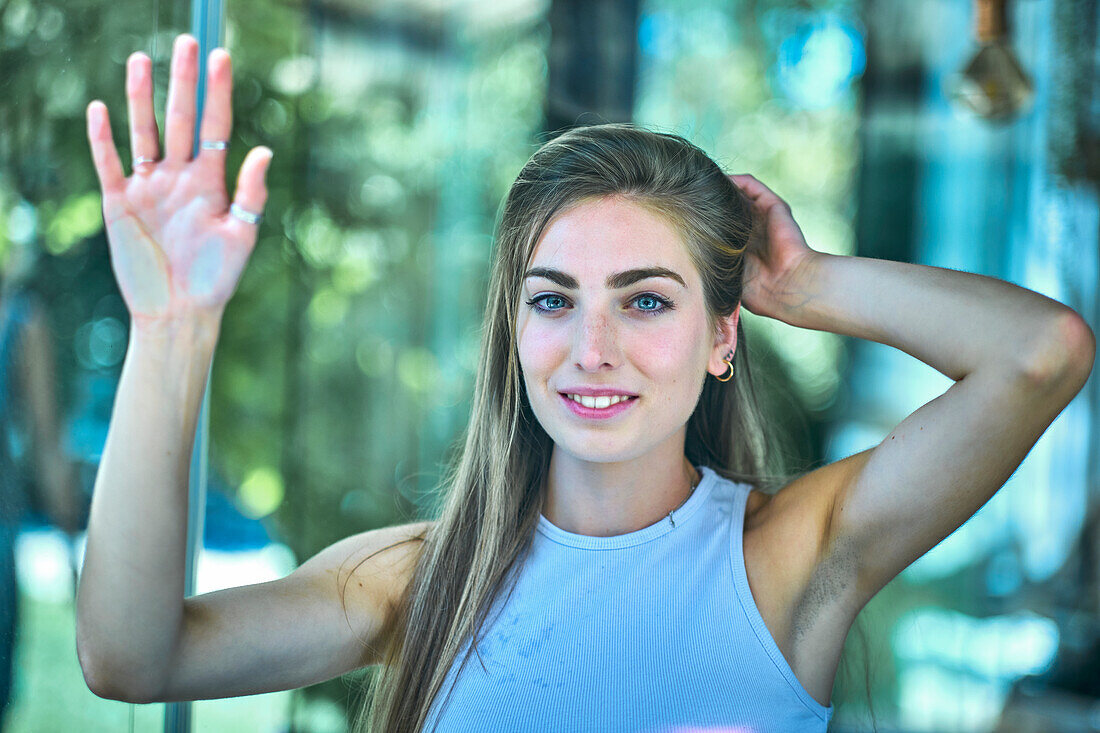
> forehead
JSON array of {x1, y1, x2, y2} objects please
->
[{"x1": 527, "y1": 196, "x2": 693, "y2": 276}]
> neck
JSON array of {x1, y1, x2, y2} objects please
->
[{"x1": 541, "y1": 443, "x2": 700, "y2": 537}]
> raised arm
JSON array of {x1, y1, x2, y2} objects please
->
[
  {"x1": 788, "y1": 253, "x2": 1091, "y2": 608},
  {"x1": 730, "y1": 174, "x2": 1095, "y2": 613},
  {"x1": 80, "y1": 331, "x2": 428, "y2": 699},
  {"x1": 77, "y1": 318, "x2": 432, "y2": 701},
  {"x1": 77, "y1": 33, "x2": 430, "y2": 703}
]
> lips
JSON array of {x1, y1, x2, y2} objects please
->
[
  {"x1": 558, "y1": 392, "x2": 638, "y2": 419},
  {"x1": 558, "y1": 386, "x2": 639, "y2": 397}
]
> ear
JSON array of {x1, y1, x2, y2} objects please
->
[{"x1": 708, "y1": 303, "x2": 741, "y2": 377}]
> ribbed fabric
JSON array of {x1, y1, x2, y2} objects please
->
[{"x1": 423, "y1": 466, "x2": 834, "y2": 732}]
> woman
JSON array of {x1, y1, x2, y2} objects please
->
[{"x1": 78, "y1": 34, "x2": 1094, "y2": 733}]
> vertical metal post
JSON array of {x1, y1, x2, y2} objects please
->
[{"x1": 164, "y1": 3, "x2": 223, "y2": 732}]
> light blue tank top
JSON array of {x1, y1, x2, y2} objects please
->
[{"x1": 424, "y1": 465, "x2": 834, "y2": 732}]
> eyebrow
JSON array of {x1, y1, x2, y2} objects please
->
[{"x1": 523, "y1": 266, "x2": 687, "y2": 290}]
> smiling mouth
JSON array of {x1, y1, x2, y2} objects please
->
[{"x1": 561, "y1": 393, "x2": 638, "y2": 409}]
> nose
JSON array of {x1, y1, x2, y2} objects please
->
[{"x1": 572, "y1": 308, "x2": 621, "y2": 372}]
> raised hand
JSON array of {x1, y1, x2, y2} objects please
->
[
  {"x1": 86, "y1": 34, "x2": 272, "y2": 326},
  {"x1": 728, "y1": 174, "x2": 820, "y2": 320}
]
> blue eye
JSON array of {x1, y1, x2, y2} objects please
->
[
  {"x1": 524, "y1": 293, "x2": 675, "y2": 317},
  {"x1": 525, "y1": 294, "x2": 568, "y2": 313},
  {"x1": 631, "y1": 293, "x2": 674, "y2": 316}
]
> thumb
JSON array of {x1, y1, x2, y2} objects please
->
[{"x1": 229, "y1": 146, "x2": 273, "y2": 226}]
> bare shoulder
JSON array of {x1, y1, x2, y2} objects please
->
[
  {"x1": 301, "y1": 520, "x2": 436, "y2": 606},
  {"x1": 294, "y1": 519, "x2": 436, "y2": 664}
]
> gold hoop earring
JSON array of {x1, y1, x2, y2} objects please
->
[{"x1": 715, "y1": 357, "x2": 734, "y2": 382}]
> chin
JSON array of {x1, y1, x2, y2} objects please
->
[{"x1": 548, "y1": 432, "x2": 655, "y2": 465}]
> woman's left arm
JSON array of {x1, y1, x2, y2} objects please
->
[
  {"x1": 732, "y1": 174, "x2": 1096, "y2": 612},
  {"x1": 774, "y1": 251, "x2": 1092, "y2": 384}
]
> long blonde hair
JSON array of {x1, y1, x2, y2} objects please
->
[{"x1": 354, "y1": 123, "x2": 793, "y2": 732}]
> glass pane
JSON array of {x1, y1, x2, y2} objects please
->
[
  {"x1": 3, "y1": 0, "x2": 547, "y2": 729},
  {"x1": 0, "y1": 1, "x2": 194, "y2": 730},
  {"x1": 191, "y1": 1, "x2": 549, "y2": 730}
]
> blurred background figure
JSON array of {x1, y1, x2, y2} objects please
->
[{"x1": 0, "y1": 235, "x2": 82, "y2": 730}]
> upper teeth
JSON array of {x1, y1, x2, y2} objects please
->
[{"x1": 567, "y1": 394, "x2": 633, "y2": 409}]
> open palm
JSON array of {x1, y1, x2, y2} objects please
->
[{"x1": 86, "y1": 34, "x2": 272, "y2": 324}]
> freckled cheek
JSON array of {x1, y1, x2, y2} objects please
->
[
  {"x1": 516, "y1": 323, "x2": 569, "y2": 377},
  {"x1": 631, "y1": 331, "x2": 696, "y2": 373},
  {"x1": 631, "y1": 331, "x2": 705, "y2": 406}
]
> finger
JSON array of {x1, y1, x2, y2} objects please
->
[
  {"x1": 227, "y1": 146, "x2": 274, "y2": 233},
  {"x1": 728, "y1": 174, "x2": 766, "y2": 197},
  {"x1": 164, "y1": 34, "x2": 199, "y2": 163},
  {"x1": 126, "y1": 52, "x2": 160, "y2": 175},
  {"x1": 86, "y1": 101, "x2": 126, "y2": 196},
  {"x1": 728, "y1": 174, "x2": 787, "y2": 210},
  {"x1": 197, "y1": 48, "x2": 232, "y2": 176}
]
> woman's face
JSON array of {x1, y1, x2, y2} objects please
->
[{"x1": 516, "y1": 195, "x2": 735, "y2": 464}]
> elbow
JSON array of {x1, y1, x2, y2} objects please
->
[
  {"x1": 74, "y1": 586, "x2": 178, "y2": 703},
  {"x1": 77, "y1": 636, "x2": 165, "y2": 704},
  {"x1": 79, "y1": 661, "x2": 164, "y2": 704},
  {"x1": 1020, "y1": 311, "x2": 1096, "y2": 388}
]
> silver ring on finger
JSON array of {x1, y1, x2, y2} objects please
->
[
  {"x1": 133, "y1": 156, "x2": 158, "y2": 169},
  {"x1": 230, "y1": 203, "x2": 262, "y2": 225},
  {"x1": 201, "y1": 139, "x2": 229, "y2": 151}
]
